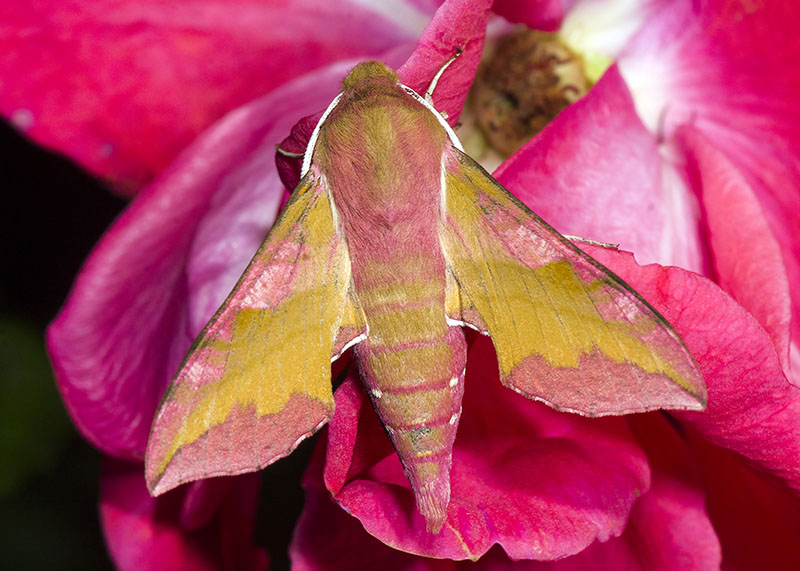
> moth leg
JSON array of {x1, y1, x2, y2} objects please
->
[
  {"x1": 561, "y1": 235, "x2": 620, "y2": 249},
  {"x1": 275, "y1": 145, "x2": 303, "y2": 159}
]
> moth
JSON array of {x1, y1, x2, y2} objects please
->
[{"x1": 145, "y1": 59, "x2": 706, "y2": 533}]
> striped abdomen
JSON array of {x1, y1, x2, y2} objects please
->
[
  {"x1": 315, "y1": 81, "x2": 464, "y2": 531},
  {"x1": 353, "y1": 254, "x2": 466, "y2": 533}
]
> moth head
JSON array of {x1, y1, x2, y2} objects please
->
[{"x1": 342, "y1": 61, "x2": 399, "y2": 93}]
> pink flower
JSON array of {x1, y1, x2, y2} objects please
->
[{"x1": 41, "y1": 0, "x2": 800, "y2": 568}]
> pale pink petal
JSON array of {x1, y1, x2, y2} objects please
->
[
  {"x1": 47, "y1": 61, "x2": 367, "y2": 458},
  {"x1": 100, "y1": 460, "x2": 266, "y2": 571},
  {"x1": 323, "y1": 336, "x2": 650, "y2": 561},
  {"x1": 559, "y1": 0, "x2": 669, "y2": 63},
  {"x1": 0, "y1": 1, "x2": 424, "y2": 193},
  {"x1": 619, "y1": 0, "x2": 800, "y2": 365},
  {"x1": 584, "y1": 245, "x2": 800, "y2": 494},
  {"x1": 678, "y1": 125, "x2": 792, "y2": 370},
  {"x1": 405, "y1": 0, "x2": 446, "y2": 13},
  {"x1": 494, "y1": 66, "x2": 705, "y2": 272}
]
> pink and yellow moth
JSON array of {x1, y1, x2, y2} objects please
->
[{"x1": 145, "y1": 59, "x2": 706, "y2": 533}]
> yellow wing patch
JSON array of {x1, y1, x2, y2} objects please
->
[{"x1": 146, "y1": 176, "x2": 352, "y2": 494}]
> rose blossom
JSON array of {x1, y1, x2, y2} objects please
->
[{"x1": 13, "y1": 0, "x2": 799, "y2": 567}]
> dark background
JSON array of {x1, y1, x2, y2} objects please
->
[
  {"x1": 0, "y1": 119, "x2": 124, "y2": 570},
  {"x1": 0, "y1": 120, "x2": 311, "y2": 570}
]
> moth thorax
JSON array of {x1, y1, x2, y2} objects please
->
[{"x1": 472, "y1": 28, "x2": 589, "y2": 155}]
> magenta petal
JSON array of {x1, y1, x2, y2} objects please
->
[
  {"x1": 47, "y1": 62, "x2": 360, "y2": 458},
  {"x1": 492, "y1": 0, "x2": 568, "y2": 31},
  {"x1": 0, "y1": 1, "x2": 419, "y2": 192},
  {"x1": 322, "y1": 373, "x2": 380, "y2": 497},
  {"x1": 292, "y1": 417, "x2": 720, "y2": 569},
  {"x1": 559, "y1": 414, "x2": 721, "y2": 570},
  {"x1": 291, "y1": 445, "x2": 454, "y2": 571},
  {"x1": 470, "y1": 417, "x2": 721, "y2": 570},
  {"x1": 494, "y1": 66, "x2": 704, "y2": 272},
  {"x1": 324, "y1": 337, "x2": 649, "y2": 560},
  {"x1": 100, "y1": 460, "x2": 266, "y2": 571},
  {"x1": 689, "y1": 436, "x2": 800, "y2": 569},
  {"x1": 398, "y1": 0, "x2": 492, "y2": 126},
  {"x1": 583, "y1": 245, "x2": 800, "y2": 494},
  {"x1": 180, "y1": 477, "x2": 234, "y2": 531},
  {"x1": 678, "y1": 125, "x2": 792, "y2": 369}
]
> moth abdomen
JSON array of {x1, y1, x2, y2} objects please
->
[{"x1": 355, "y1": 322, "x2": 466, "y2": 533}]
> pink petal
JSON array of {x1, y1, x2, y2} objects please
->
[
  {"x1": 583, "y1": 245, "x2": 800, "y2": 494},
  {"x1": 470, "y1": 418, "x2": 721, "y2": 570},
  {"x1": 688, "y1": 436, "x2": 800, "y2": 570},
  {"x1": 620, "y1": 0, "x2": 800, "y2": 370},
  {"x1": 47, "y1": 62, "x2": 363, "y2": 458},
  {"x1": 494, "y1": 65, "x2": 705, "y2": 273},
  {"x1": 397, "y1": 0, "x2": 493, "y2": 126},
  {"x1": 323, "y1": 336, "x2": 650, "y2": 560},
  {"x1": 0, "y1": 1, "x2": 423, "y2": 193},
  {"x1": 492, "y1": 0, "x2": 569, "y2": 31},
  {"x1": 292, "y1": 411, "x2": 720, "y2": 569},
  {"x1": 100, "y1": 460, "x2": 266, "y2": 571},
  {"x1": 678, "y1": 125, "x2": 792, "y2": 370},
  {"x1": 509, "y1": 415, "x2": 721, "y2": 570},
  {"x1": 291, "y1": 444, "x2": 454, "y2": 571},
  {"x1": 547, "y1": 413, "x2": 721, "y2": 570}
]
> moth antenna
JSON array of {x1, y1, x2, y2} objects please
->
[
  {"x1": 562, "y1": 235, "x2": 620, "y2": 250},
  {"x1": 424, "y1": 47, "x2": 463, "y2": 105},
  {"x1": 275, "y1": 145, "x2": 304, "y2": 159}
]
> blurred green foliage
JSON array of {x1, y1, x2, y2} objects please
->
[
  {"x1": 0, "y1": 317, "x2": 113, "y2": 570},
  {"x1": 0, "y1": 318, "x2": 71, "y2": 497}
]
